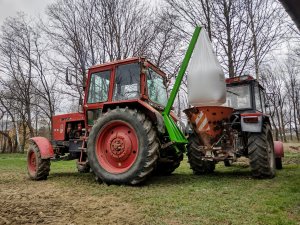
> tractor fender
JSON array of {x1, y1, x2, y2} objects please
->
[
  {"x1": 240, "y1": 113, "x2": 263, "y2": 132},
  {"x1": 274, "y1": 141, "x2": 284, "y2": 158},
  {"x1": 30, "y1": 137, "x2": 54, "y2": 159},
  {"x1": 240, "y1": 113, "x2": 272, "y2": 133},
  {"x1": 102, "y1": 100, "x2": 166, "y2": 134}
]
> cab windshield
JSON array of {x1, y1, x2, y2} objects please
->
[
  {"x1": 225, "y1": 84, "x2": 251, "y2": 109},
  {"x1": 113, "y1": 63, "x2": 140, "y2": 101},
  {"x1": 147, "y1": 68, "x2": 168, "y2": 106}
]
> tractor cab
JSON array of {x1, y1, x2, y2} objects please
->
[
  {"x1": 225, "y1": 75, "x2": 267, "y2": 114},
  {"x1": 85, "y1": 57, "x2": 169, "y2": 126}
]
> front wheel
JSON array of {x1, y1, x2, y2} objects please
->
[
  {"x1": 27, "y1": 143, "x2": 51, "y2": 180},
  {"x1": 87, "y1": 108, "x2": 159, "y2": 185},
  {"x1": 248, "y1": 124, "x2": 276, "y2": 178}
]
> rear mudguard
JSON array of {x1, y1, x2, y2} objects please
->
[
  {"x1": 274, "y1": 141, "x2": 284, "y2": 158},
  {"x1": 30, "y1": 137, "x2": 54, "y2": 159},
  {"x1": 240, "y1": 113, "x2": 272, "y2": 133},
  {"x1": 240, "y1": 113, "x2": 263, "y2": 132}
]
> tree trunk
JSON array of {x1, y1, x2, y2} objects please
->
[
  {"x1": 223, "y1": 0, "x2": 235, "y2": 77},
  {"x1": 26, "y1": 104, "x2": 34, "y2": 138},
  {"x1": 0, "y1": 131, "x2": 13, "y2": 153},
  {"x1": 293, "y1": 102, "x2": 299, "y2": 141},
  {"x1": 270, "y1": 114, "x2": 279, "y2": 141},
  {"x1": 21, "y1": 122, "x2": 27, "y2": 153}
]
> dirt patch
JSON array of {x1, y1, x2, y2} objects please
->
[
  {"x1": 287, "y1": 145, "x2": 300, "y2": 153},
  {"x1": 0, "y1": 173, "x2": 146, "y2": 225},
  {"x1": 283, "y1": 142, "x2": 300, "y2": 153},
  {"x1": 283, "y1": 157, "x2": 300, "y2": 165}
]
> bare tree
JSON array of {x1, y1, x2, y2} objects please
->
[
  {"x1": 283, "y1": 55, "x2": 300, "y2": 141},
  {"x1": 0, "y1": 92, "x2": 22, "y2": 152},
  {"x1": 0, "y1": 13, "x2": 58, "y2": 149},
  {"x1": 30, "y1": 33, "x2": 58, "y2": 136},
  {"x1": 45, "y1": 0, "x2": 157, "y2": 103},
  {"x1": 45, "y1": 0, "x2": 93, "y2": 103},
  {"x1": 0, "y1": 13, "x2": 36, "y2": 137},
  {"x1": 94, "y1": 0, "x2": 155, "y2": 61},
  {"x1": 165, "y1": 0, "x2": 213, "y2": 39},
  {"x1": 148, "y1": 11, "x2": 185, "y2": 89},
  {"x1": 166, "y1": 0, "x2": 287, "y2": 78},
  {"x1": 166, "y1": 0, "x2": 254, "y2": 77},
  {"x1": 243, "y1": 0, "x2": 285, "y2": 80},
  {"x1": 261, "y1": 66, "x2": 286, "y2": 141},
  {"x1": 0, "y1": 109, "x2": 13, "y2": 153}
]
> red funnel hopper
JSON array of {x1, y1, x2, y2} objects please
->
[{"x1": 184, "y1": 106, "x2": 234, "y2": 146}]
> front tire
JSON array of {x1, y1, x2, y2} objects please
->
[
  {"x1": 87, "y1": 108, "x2": 159, "y2": 185},
  {"x1": 248, "y1": 124, "x2": 276, "y2": 178},
  {"x1": 187, "y1": 134, "x2": 215, "y2": 174},
  {"x1": 27, "y1": 143, "x2": 50, "y2": 180}
]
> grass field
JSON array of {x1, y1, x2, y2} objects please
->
[{"x1": 0, "y1": 144, "x2": 299, "y2": 225}]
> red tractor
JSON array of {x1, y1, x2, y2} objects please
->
[
  {"x1": 185, "y1": 75, "x2": 284, "y2": 178},
  {"x1": 27, "y1": 57, "x2": 185, "y2": 185}
]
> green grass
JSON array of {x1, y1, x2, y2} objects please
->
[{"x1": 0, "y1": 152, "x2": 299, "y2": 225}]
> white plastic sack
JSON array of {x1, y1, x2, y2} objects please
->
[{"x1": 187, "y1": 28, "x2": 226, "y2": 106}]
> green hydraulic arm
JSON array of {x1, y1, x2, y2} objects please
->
[{"x1": 162, "y1": 26, "x2": 202, "y2": 144}]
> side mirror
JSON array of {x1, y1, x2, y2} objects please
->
[{"x1": 66, "y1": 68, "x2": 72, "y2": 85}]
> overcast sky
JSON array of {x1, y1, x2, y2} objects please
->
[{"x1": 0, "y1": 0, "x2": 55, "y2": 25}]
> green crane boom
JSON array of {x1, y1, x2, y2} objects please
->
[{"x1": 162, "y1": 26, "x2": 202, "y2": 144}]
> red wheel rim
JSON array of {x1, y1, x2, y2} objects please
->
[
  {"x1": 96, "y1": 121, "x2": 139, "y2": 174},
  {"x1": 28, "y1": 150, "x2": 37, "y2": 174}
]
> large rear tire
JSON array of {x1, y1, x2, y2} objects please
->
[
  {"x1": 248, "y1": 124, "x2": 276, "y2": 178},
  {"x1": 27, "y1": 143, "x2": 50, "y2": 180},
  {"x1": 187, "y1": 134, "x2": 215, "y2": 174},
  {"x1": 87, "y1": 108, "x2": 159, "y2": 185}
]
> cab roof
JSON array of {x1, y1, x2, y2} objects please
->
[
  {"x1": 89, "y1": 57, "x2": 166, "y2": 77},
  {"x1": 225, "y1": 75, "x2": 255, "y2": 84},
  {"x1": 90, "y1": 57, "x2": 144, "y2": 70}
]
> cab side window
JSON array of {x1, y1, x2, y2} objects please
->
[
  {"x1": 254, "y1": 85, "x2": 263, "y2": 112},
  {"x1": 87, "y1": 70, "x2": 111, "y2": 103}
]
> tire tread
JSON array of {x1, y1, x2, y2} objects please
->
[
  {"x1": 248, "y1": 124, "x2": 275, "y2": 178},
  {"x1": 27, "y1": 143, "x2": 50, "y2": 180}
]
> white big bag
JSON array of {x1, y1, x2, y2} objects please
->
[{"x1": 187, "y1": 28, "x2": 226, "y2": 106}]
